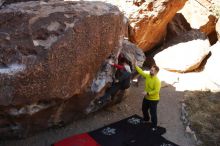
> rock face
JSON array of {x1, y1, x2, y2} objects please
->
[
  {"x1": 65, "y1": 0, "x2": 187, "y2": 52},
  {"x1": 154, "y1": 30, "x2": 210, "y2": 72},
  {"x1": 0, "y1": 1, "x2": 125, "y2": 138},
  {"x1": 180, "y1": 0, "x2": 213, "y2": 33},
  {"x1": 166, "y1": 13, "x2": 192, "y2": 41},
  {"x1": 86, "y1": 39, "x2": 145, "y2": 113},
  {"x1": 120, "y1": 39, "x2": 146, "y2": 66},
  {"x1": 179, "y1": 0, "x2": 218, "y2": 44},
  {"x1": 216, "y1": 19, "x2": 220, "y2": 41},
  {"x1": 0, "y1": 0, "x2": 4, "y2": 6},
  {"x1": 127, "y1": 0, "x2": 187, "y2": 52},
  {"x1": 204, "y1": 42, "x2": 220, "y2": 89}
]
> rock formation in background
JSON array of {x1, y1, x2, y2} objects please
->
[
  {"x1": 154, "y1": 30, "x2": 210, "y2": 72},
  {"x1": 87, "y1": 0, "x2": 187, "y2": 52},
  {"x1": 204, "y1": 41, "x2": 220, "y2": 90},
  {"x1": 0, "y1": 0, "x2": 45, "y2": 7},
  {"x1": 216, "y1": 19, "x2": 220, "y2": 40},
  {"x1": 166, "y1": 13, "x2": 192, "y2": 41},
  {"x1": 179, "y1": 0, "x2": 218, "y2": 45},
  {"x1": 127, "y1": 0, "x2": 188, "y2": 52},
  {"x1": 0, "y1": 0, "x2": 126, "y2": 138}
]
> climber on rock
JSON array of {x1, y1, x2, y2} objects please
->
[{"x1": 97, "y1": 55, "x2": 132, "y2": 105}]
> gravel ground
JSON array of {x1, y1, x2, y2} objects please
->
[
  {"x1": 0, "y1": 79, "x2": 195, "y2": 146},
  {"x1": 184, "y1": 91, "x2": 220, "y2": 146}
]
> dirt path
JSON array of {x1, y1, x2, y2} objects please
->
[
  {"x1": 0, "y1": 79, "x2": 195, "y2": 146},
  {"x1": 158, "y1": 84, "x2": 195, "y2": 146}
]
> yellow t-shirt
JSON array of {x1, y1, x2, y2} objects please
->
[{"x1": 135, "y1": 66, "x2": 161, "y2": 101}]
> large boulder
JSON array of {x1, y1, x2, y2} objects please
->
[
  {"x1": 127, "y1": 0, "x2": 188, "y2": 52},
  {"x1": 204, "y1": 42, "x2": 220, "y2": 89},
  {"x1": 179, "y1": 0, "x2": 218, "y2": 44},
  {"x1": 0, "y1": 0, "x2": 4, "y2": 6},
  {"x1": 172, "y1": 42, "x2": 220, "y2": 92},
  {"x1": 67, "y1": 0, "x2": 187, "y2": 52},
  {"x1": 0, "y1": 0, "x2": 43, "y2": 7},
  {"x1": 216, "y1": 19, "x2": 220, "y2": 41},
  {"x1": 0, "y1": 1, "x2": 125, "y2": 138},
  {"x1": 154, "y1": 30, "x2": 210, "y2": 72},
  {"x1": 166, "y1": 13, "x2": 192, "y2": 41}
]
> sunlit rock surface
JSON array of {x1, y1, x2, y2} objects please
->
[
  {"x1": 204, "y1": 42, "x2": 220, "y2": 90},
  {"x1": 71, "y1": 0, "x2": 187, "y2": 52},
  {"x1": 216, "y1": 19, "x2": 220, "y2": 41},
  {"x1": 127, "y1": 0, "x2": 187, "y2": 52},
  {"x1": 179, "y1": 0, "x2": 218, "y2": 44},
  {"x1": 154, "y1": 30, "x2": 210, "y2": 72},
  {"x1": 0, "y1": 0, "x2": 125, "y2": 138}
]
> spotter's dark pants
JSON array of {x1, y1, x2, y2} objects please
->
[
  {"x1": 99, "y1": 83, "x2": 120, "y2": 103},
  {"x1": 142, "y1": 98, "x2": 159, "y2": 128}
]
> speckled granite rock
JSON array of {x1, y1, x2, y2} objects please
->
[{"x1": 0, "y1": 0, "x2": 125, "y2": 138}]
